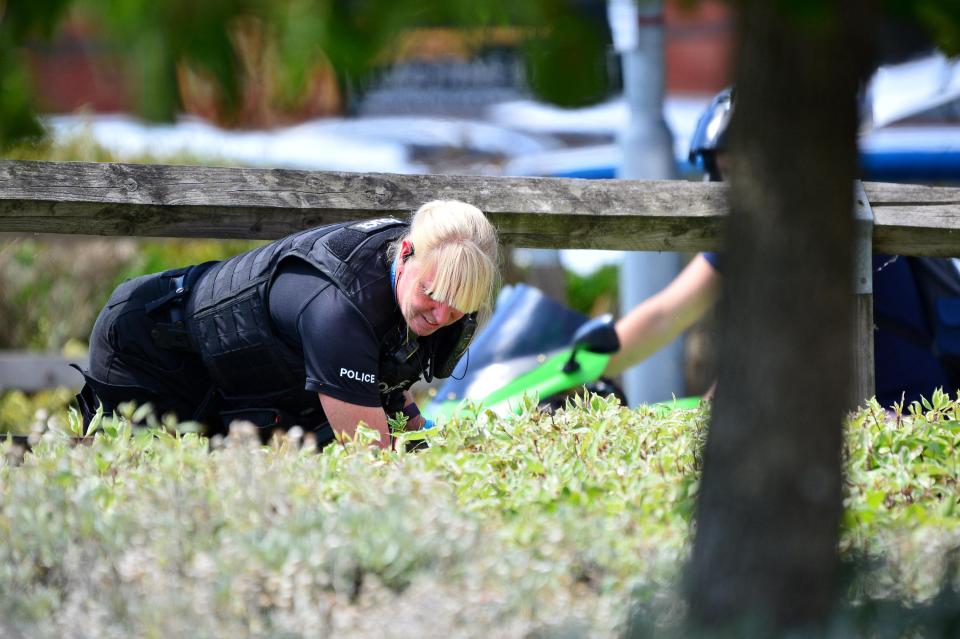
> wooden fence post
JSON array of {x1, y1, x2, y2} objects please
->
[{"x1": 851, "y1": 180, "x2": 875, "y2": 410}]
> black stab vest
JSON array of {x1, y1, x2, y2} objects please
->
[{"x1": 185, "y1": 218, "x2": 408, "y2": 407}]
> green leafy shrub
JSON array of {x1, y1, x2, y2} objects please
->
[
  {"x1": 0, "y1": 394, "x2": 702, "y2": 637},
  {"x1": 1, "y1": 393, "x2": 958, "y2": 637},
  {"x1": 842, "y1": 391, "x2": 960, "y2": 603}
]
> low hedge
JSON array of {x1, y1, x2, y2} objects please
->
[{"x1": 1, "y1": 393, "x2": 958, "y2": 637}]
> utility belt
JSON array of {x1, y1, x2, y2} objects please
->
[{"x1": 146, "y1": 261, "x2": 215, "y2": 352}]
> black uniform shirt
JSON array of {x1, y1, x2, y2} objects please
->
[{"x1": 267, "y1": 253, "x2": 406, "y2": 408}]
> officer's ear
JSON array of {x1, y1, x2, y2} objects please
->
[{"x1": 401, "y1": 241, "x2": 415, "y2": 263}]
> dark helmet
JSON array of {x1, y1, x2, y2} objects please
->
[{"x1": 688, "y1": 87, "x2": 734, "y2": 181}]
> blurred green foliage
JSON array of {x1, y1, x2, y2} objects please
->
[
  {"x1": 566, "y1": 263, "x2": 619, "y2": 316},
  {"x1": 0, "y1": 387, "x2": 75, "y2": 434},
  {"x1": 0, "y1": 0, "x2": 75, "y2": 142},
  {"x1": 0, "y1": 0, "x2": 615, "y2": 147},
  {"x1": 3, "y1": 0, "x2": 958, "y2": 148}
]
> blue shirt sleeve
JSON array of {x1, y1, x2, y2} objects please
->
[{"x1": 701, "y1": 251, "x2": 722, "y2": 273}]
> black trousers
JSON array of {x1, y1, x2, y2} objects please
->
[
  {"x1": 76, "y1": 266, "x2": 335, "y2": 445},
  {"x1": 76, "y1": 267, "x2": 219, "y2": 430}
]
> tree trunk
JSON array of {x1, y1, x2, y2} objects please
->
[{"x1": 687, "y1": 1, "x2": 874, "y2": 631}]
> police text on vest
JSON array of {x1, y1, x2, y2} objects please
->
[{"x1": 340, "y1": 368, "x2": 376, "y2": 384}]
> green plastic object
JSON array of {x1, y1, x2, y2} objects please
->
[
  {"x1": 430, "y1": 346, "x2": 609, "y2": 420},
  {"x1": 651, "y1": 395, "x2": 702, "y2": 414},
  {"x1": 430, "y1": 344, "x2": 701, "y2": 421}
]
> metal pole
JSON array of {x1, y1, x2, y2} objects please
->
[{"x1": 608, "y1": 0, "x2": 685, "y2": 405}]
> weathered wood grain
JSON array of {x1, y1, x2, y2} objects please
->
[
  {"x1": 0, "y1": 160, "x2": 727, "y2": 250},
  {"x1": 864, "y1": 181, "x2": 960, "y2": 257},
  {"x1": 3, "y1": 161, "x2": 960, "y2": 255}
]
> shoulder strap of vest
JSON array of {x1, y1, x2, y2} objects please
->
[{"x1": 292, "y1": 218, "x2": 407, "y2": 290}]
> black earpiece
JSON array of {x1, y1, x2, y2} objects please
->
[{"x1": 402, "y1": 245, "x2": 415, "y2": 263}]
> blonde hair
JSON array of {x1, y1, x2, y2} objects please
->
[{"x1": 391, "y1": 200, "x2": 499, "y2": 323}]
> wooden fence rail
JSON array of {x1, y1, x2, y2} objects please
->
[
  {"x1": 3, "y1": 160, "x2": 960, "y2": 255},
  {"x1": 3, "y1": 159, "x2": 960, "y2": 402}
]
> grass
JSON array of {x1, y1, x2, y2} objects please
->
[{"x1": 2, "y1": 392, "x2": 959, "y2": 637}]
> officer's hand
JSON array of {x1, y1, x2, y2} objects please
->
[{"x1": 401, "y1": 390, "x2": 426, "y2": 430}]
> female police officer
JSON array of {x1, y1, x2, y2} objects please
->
[{"x1": 75, "y1": 200, "x2": 499, "y2": 448}]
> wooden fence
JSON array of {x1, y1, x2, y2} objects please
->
[{"x1": 3, "y1": 159, "x2": 960, "y2": 399}]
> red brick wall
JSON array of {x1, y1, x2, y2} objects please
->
[
  {"x1": 666, "y1": 0, "x2": 734, "y2": 94},
  {"x1": 27, "y1": 21, "x2": 130, "y2": 114}
]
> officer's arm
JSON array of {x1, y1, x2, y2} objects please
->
[
  {"x1": 605, "y1": 254, "x2": 721, "y2": 377},
  {"x1": 318, "y1": 393, "x2": 392, "y2": 449}
]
